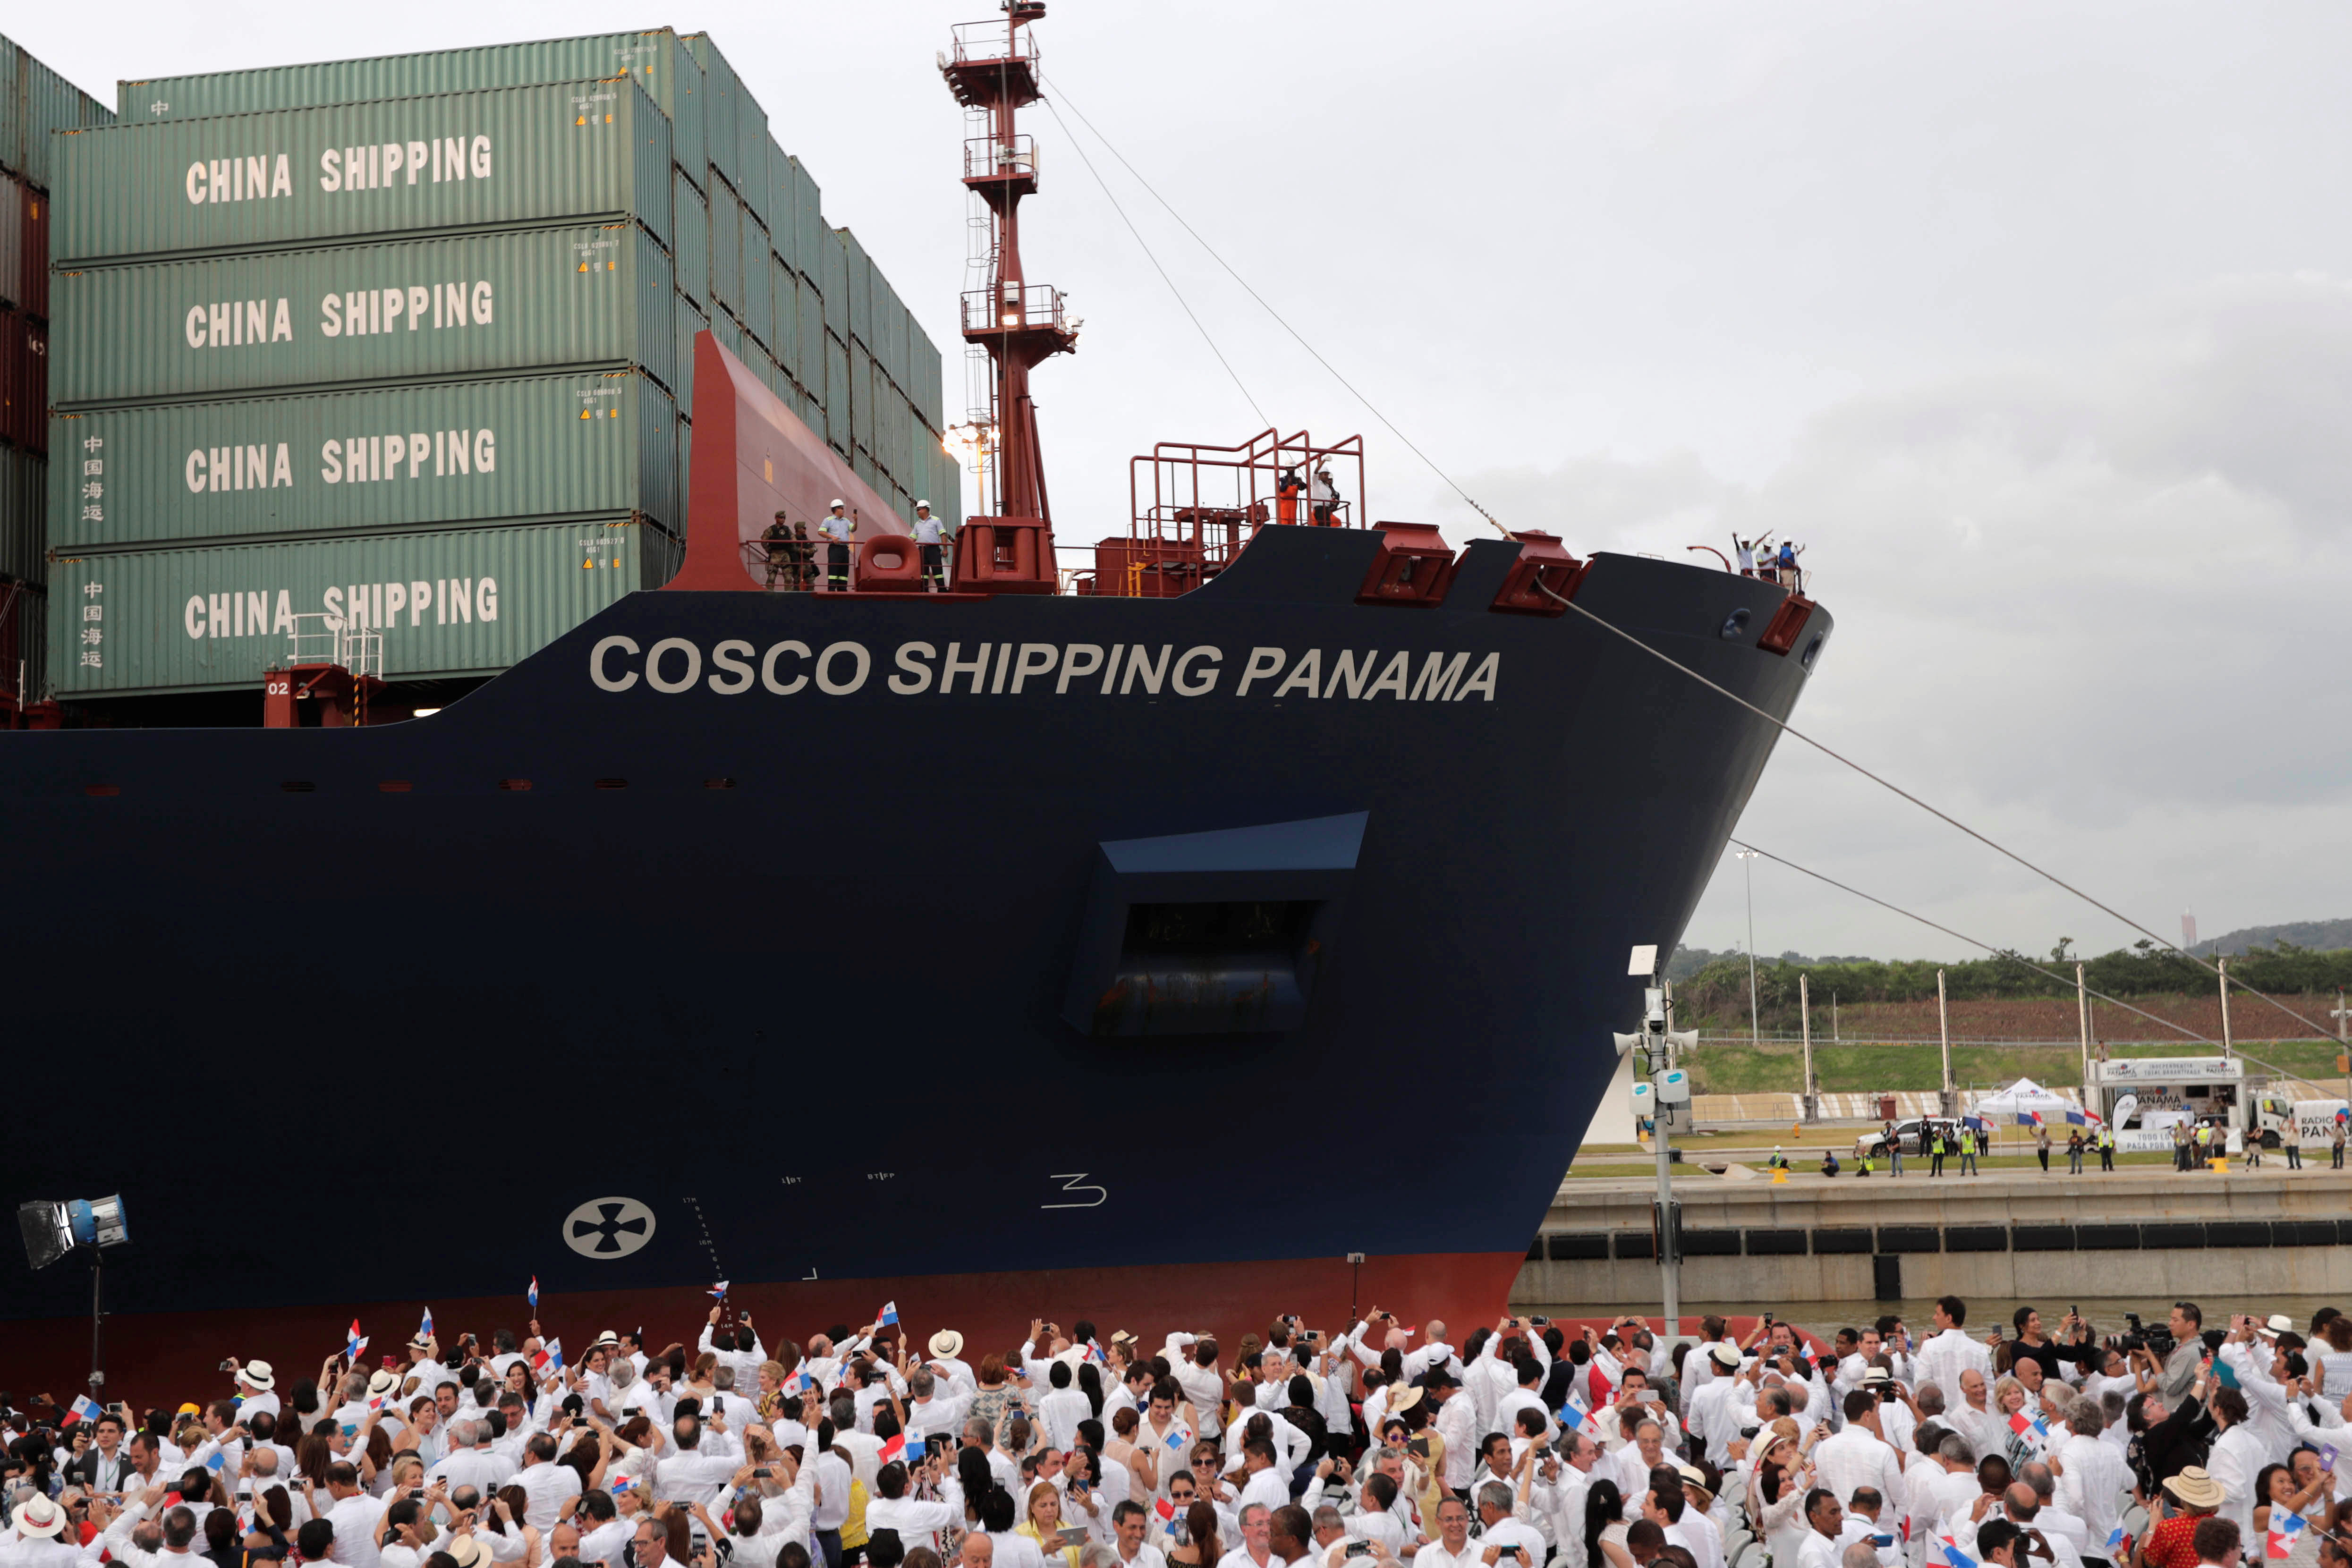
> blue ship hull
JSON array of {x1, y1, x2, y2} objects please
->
[{"x1": 0, "y1": 526, "x2": 1826, "y2": 1396}]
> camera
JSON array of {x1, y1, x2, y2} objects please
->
[
  {"x1": 220, "y1": 1360, "x2": 238, "y2": 1373},
  {"x1": 2111, "y1": 1313, "x2": 2176, "y2": 1357}
]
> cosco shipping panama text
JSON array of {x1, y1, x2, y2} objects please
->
[{"x1": 588, "y1": 638, "x2": 1505, "y2": 702}]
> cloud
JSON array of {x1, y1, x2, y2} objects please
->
[{"x1": 1450, "y1": 273, "x2": 2352, "y2": 958}]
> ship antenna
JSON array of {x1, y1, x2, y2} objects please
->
[{"x1": 942, "y1": 4, "x2": 1078, "y2": 555}]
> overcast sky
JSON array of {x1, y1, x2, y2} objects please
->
[{"x1": 21, "y1": 1, "x2": 2352, "y2": 962}]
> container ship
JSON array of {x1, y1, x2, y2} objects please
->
[{"x1": 0, "y1": 9, "x2": 1831, "y2": 1406}]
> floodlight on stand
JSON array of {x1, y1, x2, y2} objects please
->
[{"x1": 18, "y1": 1195, "x2": 129, "y2": 1268}]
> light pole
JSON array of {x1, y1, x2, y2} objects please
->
[{"x1": 1734, "y1": 848, "x2": 1762, "y2": 1050}]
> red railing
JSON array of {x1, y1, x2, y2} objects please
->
[{"x1": 1075, "y1": 429, "x2": 1366, "y2": 597}]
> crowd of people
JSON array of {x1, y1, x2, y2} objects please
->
[{"x1": 8, "y1": 1296, "x2": 2352, "y2": 1568}]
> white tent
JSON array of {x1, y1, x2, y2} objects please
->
[{"x1": 1967, "y1": 1077, "x2": 2081, "y2": 1119}]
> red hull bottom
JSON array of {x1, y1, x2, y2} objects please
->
[{"x1": 9, "y1": 1252, "x2": 1528, "y2": 1411}]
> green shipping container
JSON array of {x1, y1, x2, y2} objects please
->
[
  {"x1": 796, "y1": 280, "x2": 823, "y2": 413},
  {"x1": 672, "y1": 170, "x2": 706, "y2": 307},
  {"x1": 52, "y1": 220, "x2": 674, "y2": 405},
  {"x1": 742, "y1": 204, "x2": 772, "y2": 351},
  {"x1": 49, "y1": 515, "x2": 678, "y2": 696},
  {"x1": 682, "y1": 36, "x2": 739, "y2": 197},
  {"x1": 119, "y1": 29, "x2": 709, "y2": 193},
  {"x1": 55, "y1": 76, "x2": 673, "y2": 263},
  {"x1": 849, "y1": 340, "x2": 874, "y2": 453},
  {"x1": 790, "y1": 159, "x2": 822, "y2": 295},
  {"x1": 769, "y1": 255, "x2": 798, "y2": 385},
  {"x1": 823, "y1": 331, "x2": 849, "y2": 454},
  {"x1": 2, "y1": 32, "x2": 116, "y2": 191},
  {"x1": 51, "y1": 367, "x2": 677, "y2": 549},
  {"x1": 909, "y1": 316, "x2": 943, "y2": 430},
  {"x1": 819, "y1": 229, "x2": 846, "y2": 341},
  {"x1": 764, "y1": 139, "x2": 795, "y2": 279},
  {"x1": 709, "y1": 173, "x2": 740, "y2": 315},
  {"x1": 841, "y1": 229, "x2": 873, "y2": 348}
]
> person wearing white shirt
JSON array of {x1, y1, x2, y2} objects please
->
[
  {"x1": 1039, "y1": 1365, "x2": 1094, "y2": 1456},
  {"x1": 1223, "y1": 1409, "x2": 1314, "y2": 1479},
  {"x1": 1400, "y1": 1323, "x2": 1464, "y2": 1384},
  {"x1": 1813, "y1": 1394, "x2": 1905, "y2": 1521},
  {"x1": 1408, "y1": 1495, "x2": 1477, "y2": 1568},
  {"x1": 1835, "y1": 1492, "x2": 1904, "y2": 1568},
  {"x1": 1473, "y1": 1483, "x2": 1546, "y2": 1568},
  {"x1": 572, "y1": 1493, "x2": 635, "y2": 1567},
  {"x1": 698, "y1": 1312, "x2": 769, "y2": 1402},
  {"x1": 321, "y1": 1466, "x2": 391, "y2": 1568},
  {"x1": 2204, "y1": 1388, "x2": 2267, "y2": 1541},
  {"x1": 1795, "y1": 1489, "x2": 1847, "y2": 1568},
  {"x1": 1944, "y1": 1373, "x2": 2005, "y2": 1473},
  {"x1": 1109, "y1": 1501, "x2": 1169, "y2": 1568},
  {"x1": 1164, "y1": 1339, "x2": 1225, "y2": 1441},
  {"x1": 2046, "y1": 1407, "x2": 2126, "y2": 1562},
  {"x1": 11, "y1": 1494, "x2": 104, "y2": 1568},
  {"x1": 866, "y1": 1458, "x2": 964, "y2": 1551},
  {"x1": 1999, "y1": 1487, "x2": 2082, "y2": 1568},
  {"x1": 905, "y1": 1370, "x2": 974, "y2": 1444},
  {"x1": 1234, "y1": 1443, "x2": 1291, "y2": 1523},
  {"x1": 1914, "y1": 1303, "x2": 1992, "y2": 1409},
  {"x1": 653, "y1": 1414, "x2": 745, "y2": 1509},
  {"x1": 510, "y1": 1438, "x2": 583, "y2": 1531}
]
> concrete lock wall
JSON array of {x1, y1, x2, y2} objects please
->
[{"x1": 1511, "y1": 1170, "x2": 2352, "y2": 1305}]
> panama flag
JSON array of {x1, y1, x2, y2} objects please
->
[
  {"x1": 1963, "y1": 1116, "x2": 1987, "y2": 1133},
  {"x1": 1085, "y1": 1339, "x2": 1106, "y2": 1364},
  {"x1": 1560, "y1": 1394, "x2": 1597, "y2": 1435},
  {"x1": 1156, "y1": 1498, "x2": 1178, "y2": 1535},
  {"x1": 347, "y1": 1321, "x2": 368, "y2": 1364},
  {"x1": 2015, "y1": 1111, "x2": 2044, "y2": 1128},
  {"x1": 2267, "y1": 1515, "x2": 2306, "y2": 1560},
  {"x1": 1165, "y1": 1424, "x2": 1191, "y2": 1451},
  {"x1": 531, "y1": 1337, "x2": 565, "y2": 1375},
  {"x1": 2064, "y1": 1107, "x2": 2089, "y2": 1126},
  {"x1": 1936, "y1": 1535, "x2": 1978, "y2": 1568},
  {"x1": 528, "y1": 1277, "x2": 539, "y2": 1310},
  {"x1": 419, "y1": 1306, "x2": 434, "y2": 1341},
  {"x1": 878, "y1": 1432, "x2": 907, "y2": 1466},
  {"x1": 64, "y1": 1394, "x2": 102, "y2": 1427},
  {"x1": 2106, "y1": 1528, "x2": 2128, "y2": 1558},
  {"x1": 880, "y1": 1301, "x2": 900, "y2": 1326}
]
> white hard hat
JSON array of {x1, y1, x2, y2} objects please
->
[
  {"x1": 916, "y1": 499, "x2": 931, "y2": 509},
  {"x1": 829, "y1": 498, "x2": 847, "y2": 509}
]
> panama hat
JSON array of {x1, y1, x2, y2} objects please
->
[
  {"x1": 16, "y1": 1498, "x2": 67, "y2": 1538},
  {"x1": 239, "y1": 1360, "x2": 277, "y2": 1390},
  {"x1": 929, "y1": 1330, "x2": 965, "y2": 1360},
  {"x1": 2163, "y1": 1467, "x2": 2224, "y2": 1510}
]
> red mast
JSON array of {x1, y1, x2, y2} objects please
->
[{"x1": 942, "y1": 2, "x2": 1077, "y2": 593}]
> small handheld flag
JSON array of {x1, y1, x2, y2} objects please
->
[
  {"x1": 878, "y1": 1432, "x2": 907, "y2": 1466},
  {"x1": 1156, "y1": 1498, "x2": 1178, "y2": 1536},
  {"x1": 419, "y1": 1307, "x2": 434, "y2": 1341},
  {"x1": 1165, "y1": 1426, "x2": 1191, "y2": 1451},
  {"x1": 205, "y1": 1452, "x2": 227, "y2": 1473},
  {"x1": 611, "y1": 1475, "x2": 637, "y2": 1495},
  {"x1": 1937, "y1": 1535, "x2": 1978, "y2": 1568},
  {"x1": 65, "y1": 1395, "x2": 102, "y2": 1427},
  {"x1": 2106, "y1": 1528, "x2": 2127, "y2": 1557},
  {"x1": 880, "y1": 1301, "x2": 900, "y2": 1326},
  {"x1": 346, "y1": 1321, "x2": 368, "y2": 1364},
  {"x1": 1560, "y1": 1395, "x2": 1596, "y2": 1435},
  {"x1": 709, "y1": 1281, "x2": 730, "y2": 1299},
  {"x1": 528, "y1": 1277, "x2": 540, "y2": 1310}
]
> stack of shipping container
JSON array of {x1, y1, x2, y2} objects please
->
[
  {"x1": 1, "y1": 34, "x2": 114, "y2": 716},
  {"x1": 41, "y1": 27, "x2": 956, "y2": 716}
]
